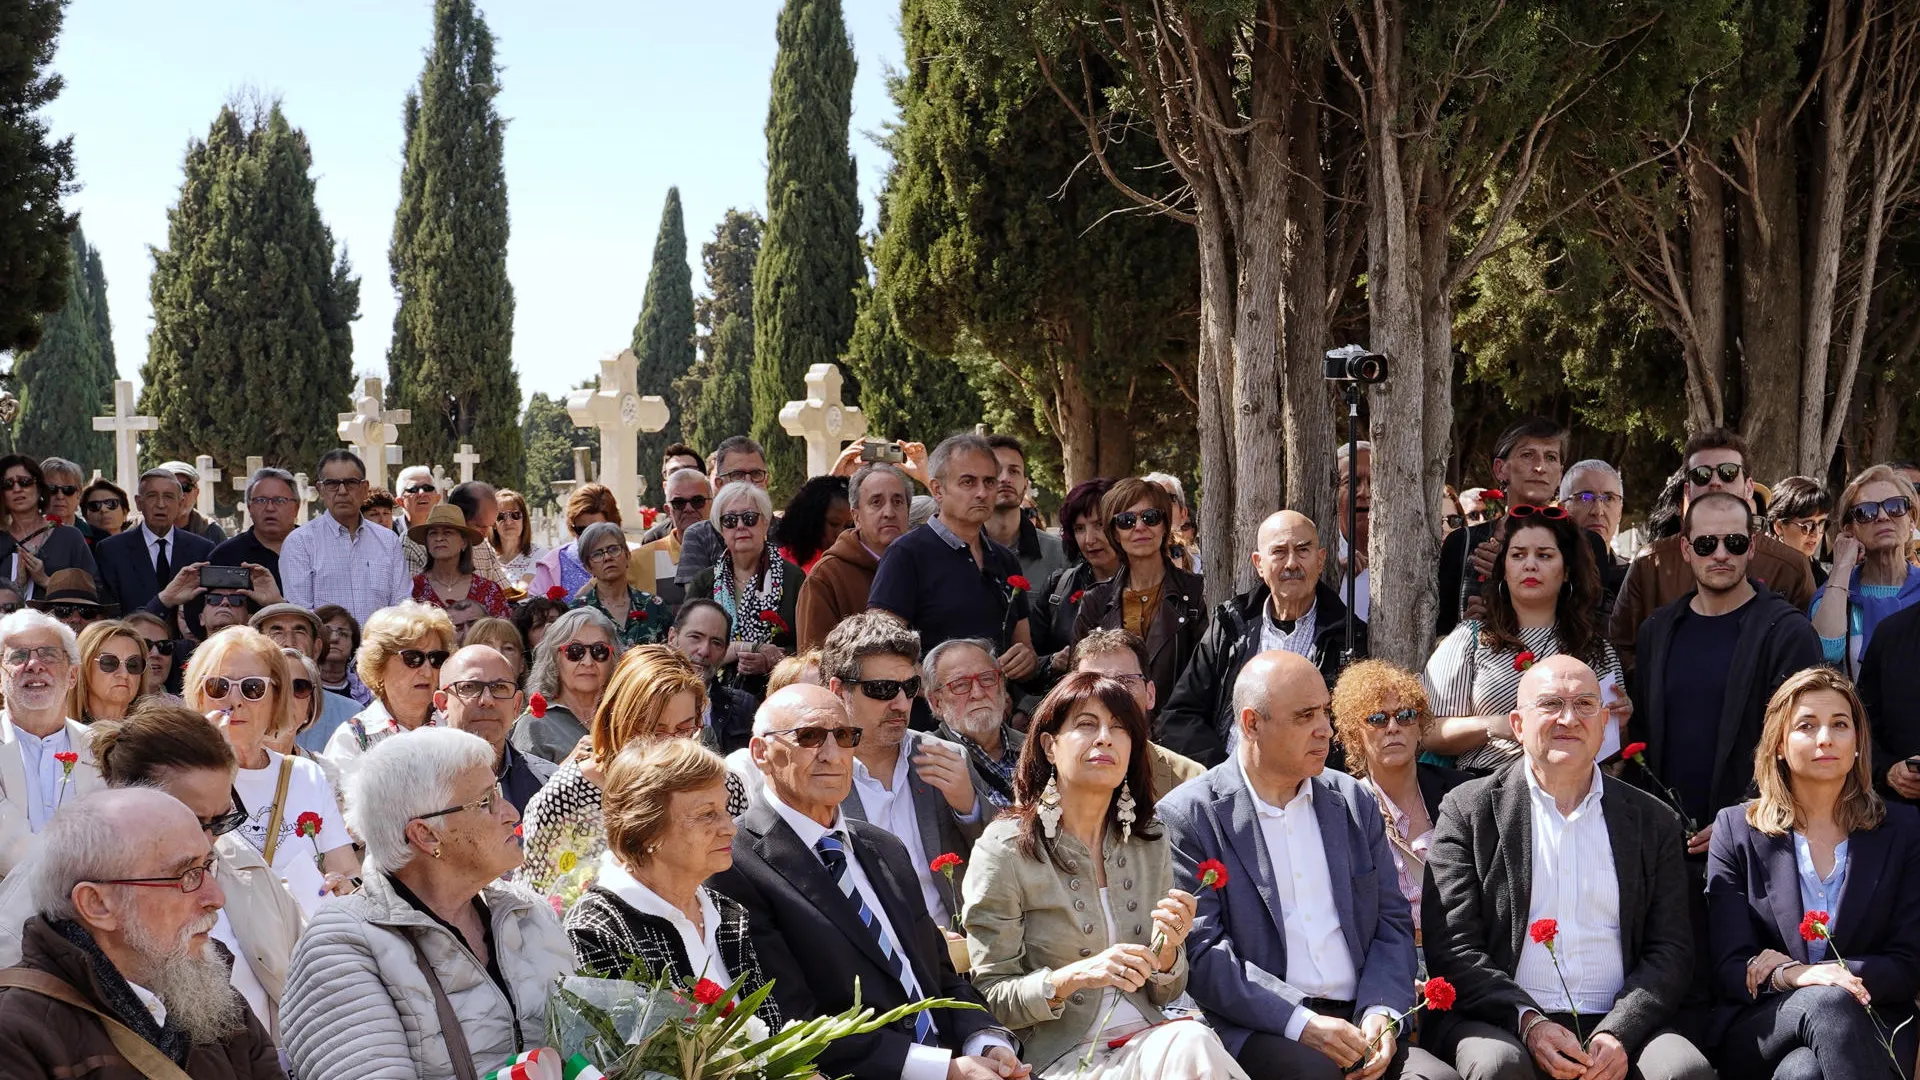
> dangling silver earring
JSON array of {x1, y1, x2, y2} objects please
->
[
  {"x1": 1115, "y1": 781, "x2": 1137, "y2": 843},
  {"x1": 1038, "y1": 772, "x2": 1063, "y2": 839}
]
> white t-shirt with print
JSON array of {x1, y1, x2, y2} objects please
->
[{"x1": 233, "y1": 749, "x2": 351, "y2": 916}]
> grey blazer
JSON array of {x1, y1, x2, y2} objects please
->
[
  {"x1": 840, "y1": 729, "x2": 988, "y2": 918},
  {"x1": 1422, "y1": 759, "x2": 1693, "y2": 1054}
]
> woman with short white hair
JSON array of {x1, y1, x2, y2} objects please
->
[
  {"x1": 688, "y1": 481, "x2": 800, "y2": 701},
  {"x1": 281, "y1": 727, "x2": 573, "y2": 1080}
]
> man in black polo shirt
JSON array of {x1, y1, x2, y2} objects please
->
[
  {"x1": 869, "y1": 433, "x2": 1039, "y2": 686},
  {"x1": 209, "y1": 466, "x2": 300, "y2": 590}
]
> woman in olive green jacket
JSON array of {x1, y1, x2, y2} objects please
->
[{"x1": 961, "y1": 672, "x2": 1249, "y2": 1079}]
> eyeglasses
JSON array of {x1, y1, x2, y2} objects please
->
[
  {"x1": 3, "y1": 646, "x2": 67, "y2": 668},
  {"x1": 249, "y1": 495, "x2": 297, "y2": 509},
  {"x1": 1507, "y1": 505, "x2": 1568, "y2": 521},
  {"x1": 1567, "y1": 492, "x2": 1622, "y2": 508},
  {"x1": 94, "y1": 855, "x2": 218, "y2": 895},
  {"x1": 291, "y1": 678, "x2": 313, "y2": 699},
  {"x1": 200, "y1": 795, "x2": 248, "y2": 838},
  {"x1": 316, "y1": 477, "x2": 367, "y2": 493},
  {"x1": 1845, "y1": 496, "x2": 1912, "y2": 526},
  {"x1": 561, "y1": 641, "x2": 613, "y2": 663},
  {"x1": 1686, "y1": 462, "x2": 1745, "y2": 487},
  {"x1": 1363, "y1": 708, "x2": 1422, "y2": 729},
  {"x1": 402, "y1": 484, "x2": 437, "y2": 496},
  {"x1": 719, "y1": 511, "x2": 763, "y2": 530},
  {"x1": 142, "y1": 638, "x2": 176, "y2": 657},
  {"x1": 584, "y1": 543, "x2": 626, "y2": 563},
  {"x1": 0, "y1": 602, "x2": 19, "y2": 615},
  {"x1": 43, "y1": 605, "x2": 97, "y2": 622},
  {"x1": 499, "y1": 509, "x2": 525, "y2": 521},
  {"x1": 764, "y1": 725, "x2": 863, "y2": 749},
  {"x1": 669, "y1": 495, "x2": 709, "y2": 512},
  {"x1": 850, "y1": 676, "x2": 922, "y2": 701},
  {"x1": 398, "y1": 649, "x2": 451, "y2": 669},
  {"x1": 176, "y1": 479, "x2": 196, "y2": 493},
  {"x1": 1778, "y1": 517, "x2": 1828, "y2": 536},
  {"x1": 1689, "y1": 532, "x2": 1752, "y2": 557},
  {"x1": 716, "y1": 468, "x2": 770, "y2": 487},
  {"x1": 203, "y1": 675, "x2": 274, "y2": 701},
  {"x1": 1111, "y1": 509, "x2": 1167, "y2": 531},
  {"x1": 1531, "y1": 695, "x2": 1603, "y2": 719},
  {"x1": 1465, "y1": 509, "x2": 1499, "y2": 525},
  {"x1": 444, "y1": 679, "x2": 518, "y2": 702},
  {"x1": 93, "y1": 654, "x2": 147, "y2": 675},
  {"x1": 938, "y1": 670, "x2": 1003, "y2": 697},
  {"x1": 203, "y1": 594, "x2": 251, "y2": 608},
  {"x1": 48, "y1": 485, "x2": 77, "y2": 498},
  {"x1": 1443, "y1": 514, "x2": 1466, "y2": 530},
  {"x1": 0, "y1": 477, "x2": 37, "y2": 492},
  {"x1": 83, "y1": 499, "x2": 123, "y2": 513},
  {"x1": 415, "y1": 785, "x2": 505, "y2": 821}
]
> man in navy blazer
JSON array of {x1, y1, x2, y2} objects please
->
[
  {"x1": 93, "y1": 469, "x2": 214, "y2": 615},
  {"x1": 1159, "y1": 650, "x2": 1458, "y2": 1080}
]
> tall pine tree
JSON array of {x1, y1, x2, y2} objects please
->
[
  {"x1": 679, "y1": 210, "x2": 761, "y2": 454},
  {"x1": 10, "y1": 222, "x2": 113, "y2": 466},
  {"x1": 631, "y1": 187, "x2": 696, "y2": 501},
  {"x1": 750, "y1": 0, "x2": 862, "y2": 499},
  {"x1": 141, "y1": 100, "x2": 359, "y2": 474},
  {"x1": 386, "y1": 0, "x2": 519, "y2": 485},
  {"x1": 0, "y1": 0, "x2": 77, "y2": 351}
]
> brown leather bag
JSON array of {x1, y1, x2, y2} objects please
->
[{"x1": 0, "y1": 967, "x2": 195, "y2": 1080}]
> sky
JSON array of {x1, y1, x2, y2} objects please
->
[{"x1": 42, "y1": 0, "x2": 906, "y2": 407}]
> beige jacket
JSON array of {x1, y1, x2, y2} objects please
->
[
  {"x1": 961, "y1": 817, "x2": 1189, "y2": 1072},
  {"x1": 0, "y1": 715, "x2": 103, "y2": 878},
  {"x1": 215, "y1": 831, "x2": 306, "y2": 1041}
]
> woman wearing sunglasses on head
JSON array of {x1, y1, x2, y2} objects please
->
[
  {"x1": 0, "y1": 453, "x2": 98, "y2": 600},
  {"x1": 1069, "y1": 477, "x2": 1207, "y2": 711},
  {"x1": 68, "y1": 619, "x2": 147, "y2": 724},
  {"x1": 323, "y1": 601, "x2": 455, "y2": 770},
  {"x1": 567, "y1": 520, "x2": 672, "y2": 650},
  {"x1": 1812, "y1": 464, "x2": 1920, "y2": 674},
  {"x1": 688, "y1": 481, "x2": 802, "y2": 702},
  {"x1": 510, "y1": 606, "x2": 623, "y2": 764},
  {"x1": 521, "y1": 645, "x2": 747, "y2": 894},
  {"x1": 84, "y1": 701, "x2": 307, "y2": 1043},
  {"x1": 186, "y1": 625, "x2": 359, "y2": 915},
  {"x1": 1421, "y1": 505, "x2": 1628, "y2": 773}
]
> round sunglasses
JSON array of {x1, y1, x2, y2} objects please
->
[
  {"x1": 1686, "y1": 462, "x2": 1745, "y2": 487},
  {"x1": 1689, "y1": 533, "x2": 1752, "y2": 557},
  {"x1": 1111, "y1": 509, "x2": 1167, "y2": 531},
  {"x1": 398, "y1": 649, "x2": 451, "y2": 669},
  {"x1": 93, "y1": 654, "x2": 147, "y2": 675},
  {"x1": 719, "y1": 510, "x2": 763, "y2": 530},
  {"x1": 562, "y1": 641, "x2": 613, "y2": 663},
  {"x1": 203, "y1": 675, "x2": 275, "y2": 701}
]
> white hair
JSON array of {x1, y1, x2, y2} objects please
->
[
  {"x1": 923, "y1": 637, "x2": 999, "y2": 686},
  {"x1": 1141, "y1": 472, "x2": 1186, "y2": 508},
  {"x1": 909, "y1": 495, "x2": 937, "y2": 530},
  {"x1": 1559, "y1": 459, "x2": 1624, "y2": 502},
  {"x1": 395, "y1": 465, "x2": 434, "y2": 489},
  {"x1": 1334, "y1": 441, "x2": 1374, "y2": 475},
  {"x1": 665, "y1": 467, "x2": 712, "y2": 493},
  {"x1": 710, "y1": 480, "x2": 773, "y2": 528},
  {"x1": 0, "y1": 608, "x2": 78, "y2": 664},
  {"x1": 27, "y1": 789, "x2": 179, "y2": 920},
  {"x1": 346, "y1": 726, "x2": 495, "y2": 872},
  {"x1": 750, "y1": 688, "x2": 845, "y2": 737}
]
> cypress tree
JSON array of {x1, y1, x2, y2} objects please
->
[
  {"x1": 678, "y1": 210, "x2": 762, "y2": 454},
  {"x1": 631, "y1": 187, "x2": 696, "y2": 499},
  {"x1": 141, "y1": 100, "x2": 359, "y2": 474},
  {"x1": 11, "y1": 222, "x2": 112, "y2": 466},
  {"x1": 0, "y1": 0, "x2": 77, "y2": 352},
  {"x1": 750, "y1": 0, "x2": 862, "y2": 498},
  {"x1": 386, "y1": 0, "x2": 519, "y2": 485}
]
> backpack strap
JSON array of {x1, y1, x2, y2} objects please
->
[{"x1": 0, "y1": 967, "x2": 195, "y2": 1080}]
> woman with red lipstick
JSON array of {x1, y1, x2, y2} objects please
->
[
  {"x1": 1705, "y1": 666, "x2": 1920, "y2": 1076},
  {"x1": 1421, "y1": 507, "x2": 1626, "y2": 773},
  {"x1": 1812, "y1": 465, "x2": 1920, "y2": 674}
]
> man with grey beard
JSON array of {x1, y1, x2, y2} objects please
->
[
  {"x1": 0, "y1": 788, "x2": 282, "y2": 1078},
  {"x1": 924, "y1": 637, "x2": 1021, "y2": 809}
]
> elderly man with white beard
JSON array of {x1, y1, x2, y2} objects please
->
[
  {"x1": 924, "y1": 637, "x2": 1022, "y2": 808},
  {"x1": 0, "y1": 788, "x2": 282, "y2": 1078}
]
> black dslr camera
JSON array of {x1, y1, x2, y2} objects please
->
[{"x1": 1323, "y1": 344, "x2": 1387, "y2": 383}]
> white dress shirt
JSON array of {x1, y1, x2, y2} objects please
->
[
  {"x1": 140, "y1": 522, "x2": 176, "y2": 573},
  {"x1": 278, "y1": 512, "x2": 411, "y2": 626},
  {"x1": 850, "y1": 733, "x2": 979, "y2": 929},
  {"x1": 765, "y1": 790, "x2": 1010, "y2": 1080},
  {"x1": 11, "y1": 720, "x2": 74, "y2": 834},
  {"x1": 1515, "y1": 764, "x2": 1624, "y2": 1017},
  {"x1": 595, "y1": 850, "x2": 732, "y2": 987}
]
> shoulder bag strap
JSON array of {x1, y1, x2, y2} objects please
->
[
  {"x1": 405, "y1": 933, "x2": 482, "y2": 1080},
  {"x1": 259, "y1": 755, "x2": 294, "y2": 865},
  {"x1": 0, "y1": 968, "x2": 195, "y2": 1080}
]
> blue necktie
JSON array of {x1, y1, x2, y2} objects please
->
[{"x1": 816, "y1": 832, "x2": 937, "y2": 1045}]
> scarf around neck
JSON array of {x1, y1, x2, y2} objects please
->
[{"x1": 713, "y1": 543, "x2": 784, "y2": 644}]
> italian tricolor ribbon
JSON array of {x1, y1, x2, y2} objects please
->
[{"x1": 482, "y1": 1049, "x2": 606, "y2": 1080}]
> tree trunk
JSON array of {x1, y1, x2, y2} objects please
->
[
  {"x1": 1193, "y1": 186, "x2": 1238, "y2": 612},
  {"x1": 1684, "y1": 146, "x2": 1728, "y2": 430},
  {"x1": 1736, "y1": 104, "x2": 1804, "y2": 485},
  {"x1": 1283, "y1": 80, "x2": 1338, "y2": 556},
  {"x1": 1095, "y1": 403, "x2": 1135, "y2": 479},
  {"x1": 1052, "y1": 346, "x2": 1100, "y2": 488}
]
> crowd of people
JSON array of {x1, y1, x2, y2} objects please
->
[{"x1": 0, "y1": 418, "x2": 1916, "y2": 1080}]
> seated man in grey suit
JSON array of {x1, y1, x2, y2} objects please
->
[
  {"x1": 1160, "y1": 650, "x2": 1458, "y2": 1080},
  {"x1": 823, "y1": 611, "x2": 986, "y2": 929},
  {"x1": 1424, "y1": 655, "x2": 1713, "y2": 1080}
]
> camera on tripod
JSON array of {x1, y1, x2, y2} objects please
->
[{"x1": 1324, "y1": 344, "x2": 1387, "y2": 383}]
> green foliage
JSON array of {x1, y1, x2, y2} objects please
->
[
  {"x1": 141, "y1": 100, "x2": 359, "y2": 475},
  {"x1": 521, "y1": 388, "x2": 596, "y2": 510},
  {"x1": 751, "y1": 0, "x2": 864, "y2": 499},
  {"x1": 10, "y1": 223, "x2": 113, "y2": 466},
  {"x1": 386, "y1": 0, "x2": 520, "y2": 486},
  {"x1": 0, "y1": 0, "x2": 76, "y2": 352},
  {"x1": 632, "y1": 187, "x2": 697, "y2": 500},
  {"x1": 680, "y1": 210, "x2": 763, "y2": 456},
  {"x1": 842, "y1": 262, "x2": 982, "y2": 444}
]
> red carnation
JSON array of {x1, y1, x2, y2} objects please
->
[
  {"x1": 759, "y1": 609, "x2": 788, "y2": 633},
  {"x1": 629, "y1": 607, "x2": 646, "y2": 622},
  {"x1": 639, "y1": 507, "x2": 660, "y2": 529},
  {"x1": 1800, "y1": 910, "x2": 1831, "y2": 943},
  {"x1": 294, "y1": 811, "x2": 323, "y2": 839},
  {"x1": 930, "y1": 852, "x2": 963, "y2": 875},
  {"x1": 1621, "y1": 741, "x2": 1648, "y2": 761},
  {"x1": 1422, "y1": 976, "x2": 1456, "y2": 1012},
  {"x1": 1196, "y1": 858, "x2": 1230, "y2": 891},
  {"x1": 1529, "y1": 918, "x2": 1558, "y2": 946},
  {"x1": 546, "y1": 586, "x2": 567, "y2": 601},
  {"x1": 1069, "y1": 589, "x2": 1084, "y2": 604},
  {"x1": 529, "y1": 692, "x2": 548, "y2": 718},
  {"x1": 1484, "y1": 489, "x2": 1506, "y2": 501},
  {"x1": 1514, "y1": 650, "x2": 1537, "y2": 673},
  {"x1": 1007, "y1": 575, "x2": 1031, "y2": 593},
  {"x1": 692, "y1": 978, "x2": 724, "y2": 1006},
  {"x1": 53, "y1": 751, "x2": 77, "y2": 767}
]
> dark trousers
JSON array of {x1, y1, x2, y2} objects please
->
[
  {"x1": 1446, "y1": 1016, "x2": 1714, "y2": 1080},
  {"x1": 1720, "y1": 985, "x2": 1914, "y2": 1080},
  {"x1": 1236, "y1": 1002, "x2": 1462, "y2": 1080}
]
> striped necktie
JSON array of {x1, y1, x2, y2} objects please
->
[{"x1": 816, "y1": 832, "x2": 937, "y2": 1045}]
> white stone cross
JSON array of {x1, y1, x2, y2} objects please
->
[
  {"x1": 337, "y1": 377, "x2": 411, "y2": 491},
  {"x1": 192, "y1": 456, "x2": 222, "y2": 520},
  {"x1": 291, "y1": 472, "x2": 317, "y2": 524},
  {"x1": 566, "y1": 349, "x2": 669, "y2": 525},
  {"x1": 431, "y1": 463, "x2": 454, "y2": 495},
  {"x1": 91, "y1": 381, "x2": 158, "y2": 493},
  {"x1": 229, "y1": 456, "x2": 266, "y2": 528},
  {"x1": 779, "y1": 363, "x2": 867, "y2": 478},
  {"x1": 454, "y1": 443, "x2": 481, "y2": 485}
]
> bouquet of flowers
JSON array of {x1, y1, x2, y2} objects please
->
[
  {"x1": 545, "y1": 964, "x2": 977, "y2": 1080},
  {"x1": 537, "y1": 824, "x2": 603, "y2": 912}
]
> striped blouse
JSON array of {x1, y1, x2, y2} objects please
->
[{"x1": 1422, "y1": 621, "x2": 1624, "y2": 773}]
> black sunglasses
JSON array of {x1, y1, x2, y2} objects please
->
[
  {"x1": 670, "y1": 495, "x2": 710, "y2": 512},
  {"x1": 203, "y1": 594, "x2": 251, "y2": 608},
  {"x1": 1689, "y1": 533, "x2": 1752, "y2": 557},
  {"x1": 719, "y1": 510, "x2": 763, "y2": 529},
  {"x1": 562, "y1": 641, "x2": 613, "y2": 663},
  {"x1": 1845, "y1": 496, "x2": 1912, "y2": 527},
  {"x1": 402, "y1": 483, "x2": 437, "y2": 495},
  {"x1": 83, "y1": 498, "x2": 124, "y2": 513},
  {"x1": 850, "y1": 676, "x2": 921, "y2": 701},
  {"x1": 44, "y1": 604, "x2": 98, "y2": 621},
  {"x1": 1364, "y1": 708, "x2": 1422, "y2": 729},
  {"x1": 398, "y1": 649, "x2": 451, "y2": 669},
  {"x1": 1111, "y1": 509, "x2": 1167, "y2": 531},
  {"x1": 201, "y1": 790, "x2": 248, "y2": 838},
  {"x1": 1443, "y1": 513, "x2": 1466, "y2": 530},
  {"x1": 48, "y1": 485, "x2": 77, "y2": 498},
  {"x1": 499, "y1": 509, "x2": 525, "y2": 521},
  {"x1": 203, "y1": 675, "x2": 274, "y2": 701},
  {"x1": 765, "y1": 725, "x2": 862, "y2": 749},
  {"x1": 0, "y1": 477, "x2": 37, "y2": 492},
  {"x1": 1686, "y1": 462, "x2": 1745, "y2": 487},
  {"x1": 143, "y1": 638, "x2": 176, "y2": 656},
  {"x1": 291, "y1": 678, "x2": 314, "y2": 699}
]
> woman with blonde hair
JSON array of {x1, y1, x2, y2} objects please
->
[
  {"x1": 521, "y1": 644, "x2": 747, "y2": 892},
  {"x1": 67, "y1": 619, "x2": 147, "y2": 724},
  {"x1": 186, "y1": 626, "x2": 359, "y2": 914},
  {"x1": 464, "y1": 615, "x2": 528, "y2": 683},
  {"x1": 1705, "y1": 666, "x2": 1920, "y2": 1075},
  {"x1": 323, "y1": 600, "x2": 454, "y2": 768},
  {"x1": 1812, "y1": 463, "x2": 1920, "y2": 673}
]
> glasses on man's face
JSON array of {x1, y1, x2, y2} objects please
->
[
  {"x1": 1568, "y1": 492, "x2": 1622, "y2": 509},
  {"x1": 445, "y1": 679, "x2": 518, "y2": 703},
  {"x1": 203, "y1": 675, "x2": 274, "y2": 702},
  {"x1": 249, "y1": 495, "x2": 297, "y2": 509},
  {"x1": 83, "y1": 499, "x2": 123, "y2": 514},
  {"x1": 203, "y1": 594, "x2": 250, "y2": 609},
  {"x1": 96, "y1": 855, "x2": 218, "y2": 894},
  {"x1": 402, "y1": 484, "x2": 437, "y2": 496},
  {"x1": 1363, "y1": 708, "x2": 1423, "y2": 729},
  {"x1": 316, "y1": 477, "x2": 367, "y2": 493},
  {"x1": 719, "y1": 511, "x2": 762, "y2": 530},
  {"x1": 1686, "y1": 462, "x2": 1745, "y2": 488},
  {"x1": 1465, "y1": 508, "x2": 1499, "y2": 525},
  {"x1": 585, "y1": 543, "x2": 626, "y2": 563},
  {"x1": 1845, "y1": 496, "x2": 1913, "y2": 527},
  {"x1": 764, "y1": 725, "x2": 862, "y2": 749},
  {"x1": 200, "y1": 791, "x2": 248, "y2": 838},
  {"x1": 45, "y1": 605, "x2": 96, "y2": 623},
  {"x1": 4, "y1": 646, "x2": 67, "y2": 669},
  {"x1": 562, "y1": 641, "x2": 613, "y2": 664},
  {"x1": 415, "y1": 785, "x2": 505, "y2": 821},
  {"x1": 1689, "y1": 532, "x2": 1752, "y2": 557},
  {"x1": 716, "y1": 468, "x2": 770, "y2": 487},
  {"x1": 1531, "y1": 695, "x2": 1603, "y2": 720},
  {"x1": 938, "y1": 670, "x2": 1003, "y2": 698},
  {"x1": 1111, "y1": 509, "x2": 1167, "y2": 531},
  {"x1": 851, "y1": 676, "x2": 921, "y2": 701},
  {"x1": 94, "y1": 654, "x2": 146, "y2": 676},
  {"x1": 47, "y1": 485, "x2": 77, "y2": 498},
  {"x1": 398, "y1": 648, "x2": 451, "y2": 670},
  {"x1": 669, "y1": 495, "x2": 709, "y2": 513}
]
